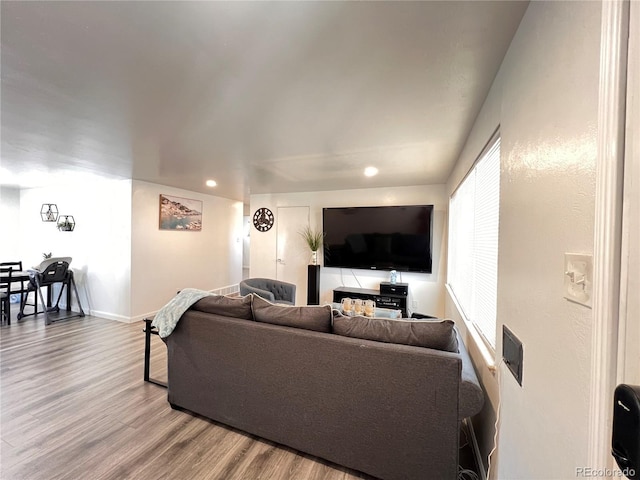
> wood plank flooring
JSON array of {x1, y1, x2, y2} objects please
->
[{"x1": 0, "y1": 312, "x2": 371, "y2": 480}]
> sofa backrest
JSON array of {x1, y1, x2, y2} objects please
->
[
  {"x1": 184, "y1": 293, "x2": 484, "y2": 419},
  {"x1": 167, "y1": 310, "x2": 466, "y2": 480}
]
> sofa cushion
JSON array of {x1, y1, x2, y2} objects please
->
[
  {"x1": 252, "y1": 295, "x2": 332, "y2": 332},
  {"x1": 190, "y1": 294, "x2": 253, "y2": 320},
  {"x1": 332, "y1": 313, "x2": 458, "y2": 352}
]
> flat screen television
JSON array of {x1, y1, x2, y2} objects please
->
[{"x1": 322, "y1": 205, "x2": 433, "y2": 273}]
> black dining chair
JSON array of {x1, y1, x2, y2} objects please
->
[
  {"x1": 18, "y1": 257, "x2": 85, "y2": 325},
  {"x1": 0, "y1": 261, "x2": 27, "y2": 305},
  {"x1": 0, "y1": 267, "x2": 13, "y2": 325}
]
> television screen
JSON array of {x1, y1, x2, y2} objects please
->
[{"x1": 322, "y1": 205, "x2": 433, "y2": 273}]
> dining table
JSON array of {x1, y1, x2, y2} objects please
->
[
  {"x1": 0, "y1": 269, "x2": 31, "y2": 292},
  {"x1": 0, "y1": 268, "x2": 70, "y2": 314}
]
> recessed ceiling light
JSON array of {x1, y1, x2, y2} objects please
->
[
  {"x1": 206, "y1": 179, "x2": 217, "y2": 187},
  {"x1": 364, "y1": 166, "x2": 378, "y2": 177}
]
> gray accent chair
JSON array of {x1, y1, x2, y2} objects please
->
[{"x1": 239, "y1": 278, "x2": 296, "y2": 305}]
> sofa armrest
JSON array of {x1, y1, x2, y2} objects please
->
[{"x1": 456, "y1": 330, "x2": 485, "y2": 418}]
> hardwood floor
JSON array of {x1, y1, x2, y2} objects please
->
[{"x1": 0, "y1": 312, "x2": 371, "y2": 480}]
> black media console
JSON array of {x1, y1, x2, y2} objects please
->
[{"x1": 332, "y1": 283, "x2": 409, "y2": 317}]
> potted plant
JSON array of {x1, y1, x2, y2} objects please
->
[
  {"x1": 57, "y1": 215, "x2": 75, "y2": 232},
  {"x1": 299, "y1": 226, "x2": 324, "y2": 265}
]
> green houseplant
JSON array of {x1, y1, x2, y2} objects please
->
[
  {"x1": 57, "y1": 215, "x2": 75, "y2": 232},
  {"x1": 57, "y1": 220, "x2": 73, "y2": 231},
  {"x1": 299, "y1": 226, "x2": 325, "y2": 265}
]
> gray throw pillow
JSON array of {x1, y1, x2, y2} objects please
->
[
  {"x1": 190, "y1": 294, "x2": 253, "y2": 320},
  {"x1": 252, "y1": 295, "x2": 332, "y2": 333},
  {"x1": 332, "y1": 313, "x2": 458, "y2": 352}
]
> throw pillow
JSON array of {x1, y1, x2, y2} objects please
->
[
  {"x1": 332, "y1": 313, "x2": 458, "y2": 352},
  {"x1": 252, "y1": 294, "x2": 332, "y2": 333},
  {"x1": 190, "y1": 294, "x2": 253, "y2": 320}
]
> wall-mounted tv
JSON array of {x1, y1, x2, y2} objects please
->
[{"x1": 322, "y1": 205, "x2": 433, "y2": 273}]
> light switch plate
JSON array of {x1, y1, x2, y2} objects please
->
[{"x1": 564, "y1": 253, "x2": 593, "y2": 308}]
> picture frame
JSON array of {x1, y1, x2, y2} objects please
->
[{"x1": 159, "y1": 194, "x2": 202, "y2": 231}]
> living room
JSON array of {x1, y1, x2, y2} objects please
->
[{"x1": 1, "y1": 1, "x2": 639, "y2": 480}]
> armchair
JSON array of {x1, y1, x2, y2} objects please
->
[{"x1": 239, "y1": 278, "x2": 296, "y2": 305}]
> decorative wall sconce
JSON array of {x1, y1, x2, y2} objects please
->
[
  {"x1": 57, "y1": 215, "x2": 76, "y2": 232},
  {"x1": 40, "y1": 204, "x2": 59, "y2": 222}
]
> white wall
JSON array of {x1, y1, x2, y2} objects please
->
[
  {"x1": 242, "y1": 216, "x2": 250, "y2": 269},
  {"x1": 130, "y1": 181, "x2": 243, "y2": 320},
  {"x1": 18, "y1": 178, "x2": 133, "y2": 320},
  {"x1": 14, "y1": 179, "x2": 242, "y2": 322},
  {"x1": 446, "y1": 2, "x2": 601, "y2": 478},
  {"x1": 250, "y1": 185, "x2": 447, "y2": 316},
  {"x1": 0, "y1": 187, "x2": 21, "y2": 259}
]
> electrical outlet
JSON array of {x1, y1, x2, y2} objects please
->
[{"x1": 412, "y1": 300, "x2": 418, "y2": 310}]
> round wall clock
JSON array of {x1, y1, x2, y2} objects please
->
[{"x1": 253, "y1": 207, "x2": 275, "y2": 232}]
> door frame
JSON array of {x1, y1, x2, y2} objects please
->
[
  {"x1": 588, "y1": 0, "x2": 632, "y2": 471},
  {"x1": 616, "y1": 0, "x2": 640, "y2": 387}
]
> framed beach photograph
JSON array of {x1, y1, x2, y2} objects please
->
[{"x1": 159, "y1": 194, "x2": 202, "y2": 231}]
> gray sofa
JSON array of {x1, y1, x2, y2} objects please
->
[{"x1": 164, "y1": 294, "x2": 484, "y2": 480}]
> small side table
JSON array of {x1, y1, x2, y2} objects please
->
[{"x1": 143, "y1": 318, "x2": 167, "y2": 388}]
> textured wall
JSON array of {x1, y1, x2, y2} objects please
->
[{"x1": 446, "y1": 1, "x2": 601, "y2": 478}]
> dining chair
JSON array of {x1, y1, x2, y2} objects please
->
[
  {"x1": 0, "y1": 267, "x2": 13, "y2": 325},
  {"x1": 0, "y1": 261, "x2": 27, "y2": 304},
  {"x1": 18, "y1": 257, "x2": 85, "y2": 325}
]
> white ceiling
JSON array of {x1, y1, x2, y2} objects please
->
[{"x1": 1, "y1": 1, "x2": 528, "y2": 202}]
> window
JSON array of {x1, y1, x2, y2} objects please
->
[{"x1": 448, "y1": 135, "x2": 500, "y2": 349}]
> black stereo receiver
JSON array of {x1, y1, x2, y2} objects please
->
[
  {"x1": 380, "y1": 282, "x2": 409, "y2": 296},
  {"x1": 376, "y1": 297, "x2": 403, "y2": 309}
]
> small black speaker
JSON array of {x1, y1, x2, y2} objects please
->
[
  {"x1": 612, "y1": 384, "x2": 640, "y2": 479},
  {"x1": 379, "y1": 282, "x2": 408, "y2": 296},
  {"x1": 307, "y1": 265, "x2": 320, "y2": 305}
]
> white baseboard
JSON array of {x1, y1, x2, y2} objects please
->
[
  {"x1": 466, "y1": 418, "x2": 487, "y2": 480},
  {"x1": 90, "y1": 310, "x2": 139, "y2": 323},
  {"x1": 89, "y1": 310, "x2": 159, "y2": 323}
]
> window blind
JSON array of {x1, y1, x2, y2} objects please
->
[{"x1": 448, "y1": 137, "x2": 500, "y2": 348}]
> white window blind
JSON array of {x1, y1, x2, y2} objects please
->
[{"x1": 448, "y1": 137, "x2": 500, "y2": 348}]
